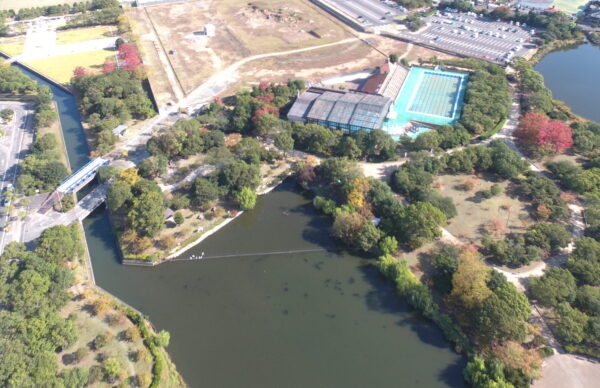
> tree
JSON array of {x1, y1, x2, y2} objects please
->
[
  {"x1": 492, "y1": 341, "x2": 542, "y2": 380},
  {"x1": 530, "y1": 267, "x2": 577, "y2": 307},
  {"x1": 103, "y1": 358, "x2": 122, "y2": 383},
  {"x1": 389, "y1": 53, "x2": 399, "y2": 63},
  {"x1": 73, "y1": 66, "x2": 88, "y2": 78},
  {"x1": 35, "y1": 224, "x2": 83, "y2": 264},
  {"x1": 219, "y1": 160, "x2": 260, "y2": 194},
  {"x1": 430, "y1": 243, "x2": 461, "y2": 294},
  {"x1": 107, "y1": 180, "x2": 132, "y2": 211},
  {"x1": 463, "y1": 356, "x2": 514, "y2": 388},
  {"x1": 331, "y1": 212, "x2": 365, "y2": 247},
  {"x1": 474, "y1": 282, "x2": 531, "y2": 343},
  {"x1": 575, "y1": 285, "x2": 600, "y2": 316},
  {"x1": 356, "y1": 221, "x2": 383, "y2": 253},
  {"x1": 450, "y1": 250, "x2": 492, "y2": 314},
  {"x1": 118, "y1": 43, "x2": 142, "y2": 71},
  {"x1": 555, "y1": 302, "x2": 589, "y2": 344},
  {"x1": 538, "y1": 120, "x2": 573, "y2": 153},
  {"x1": 128, "y1": 190, "x2": 165, "y2": 237},
  {"x1": 193, "y1": 178, "x2": 219, "y2": 208},
  {"x1": 401, "y1": 202, "x2": 446, "y2": 248},
  {"x1": 153, "y1": 330, "x2": 170, "y2": 347},
  {"x1": 138, "y1": 155, "x2": 167, "y2": 179},
  {"x1": 61, "y1": 367, "x2": 89, "y2": 387},
  {"x1": 36, "y1": 162, "x2": 68, "y2": 187},
  {"x1": 173, "y1": 212, "x2": 184, "y2": 225},
  {"x1": 274, "y1": 131, "x2": 294, "y2": 153},
  {"x1": 102, "y1": 58, "x2": 116, "y2": 74},
  {"x1": 515, "y1": 112, "x2": 573, "y2": 155},
  {"x1": 525, "y1": 222, "x2": 571, "y2": 253},
  {"x1": 378, "y1": 236, "x2": 398, "y2": 256},
  {"x1": 567, "y1": 237, "x2": 600, "y2": 286},
  {"x1": 235, "y1": 187, "x2": 257, "y2": 210}
]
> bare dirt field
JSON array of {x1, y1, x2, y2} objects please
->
[
  {"x1": 135, "y1": 0, "x2": 354, "y2": 97},
  {"x1": 234, "y1": 39, "x2": 388, "y2": 88},
  {"x1": 437, "y1": 174, "x2": 533, "y2": 245}
]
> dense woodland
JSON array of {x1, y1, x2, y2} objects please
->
[
  {"x1": 0, "y1": 225, "x2": 83, "y2": 386},
  {"x1": 72, "y1": 69, "x2": 155, "y2": 155}
]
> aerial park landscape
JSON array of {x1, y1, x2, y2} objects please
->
[{"x1": 0, "y1": 0, "x2": 599, "y2": 387}]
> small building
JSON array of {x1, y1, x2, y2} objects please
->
[
  {"x1": 164, "y1": 208, "x2": 175, "y2": 223},
  {"x1": 112, "y1": 125, "x2": 128, "y2": 137},
  {"x1": 204, "y1": 24, "x2": 216, "y2": 37}
]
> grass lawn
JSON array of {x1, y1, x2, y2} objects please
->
[
  {"x1": 551, "y1": 0, "x2": 589, "y2": 14},
  {"x1": 0, "y1": 0, "x2": 78, "y2": 11},
  {"x1": 24, "y1": 49, "x2": 115, "y2": 84},
  {"x1": 435, "y1": 174, "x2": 534, "y2": 245},
  {"x1": 56, "y1": 26, "x2": 115, "y2": 45},
  {"x1": 0, "y1": 37, "x2": 25, "y2": 56}
]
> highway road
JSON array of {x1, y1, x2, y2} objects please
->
[{"x1": 0, "y1": 101, "x2": 35, "y2": 253}]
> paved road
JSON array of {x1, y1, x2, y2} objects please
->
[
  {"x1": 22, "y1": 183, "x2": 109, "y2": 243},
  {"x1": 0, "y1": 102, "x2": 35, "y2": 253}
]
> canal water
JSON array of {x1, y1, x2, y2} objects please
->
[
  {"x1": 535, "y1": 43, "x2": 600, "y2": 123},
  {"x1": 12, "y1": 64, "x2": 465, "y2": 387}
]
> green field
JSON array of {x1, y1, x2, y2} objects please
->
[
  {"x1": 0, "y1": 41, "x2": 24, "y2": 56},
  {"x1": 56, "y1": 26, "x2": 114, "y2": 45},
  {"x1": 0, "y1": 0, "x2": 78, "y2": 11},
  {"x1": 24, "y1": 49, "x2": 115, "y2": 84},
  {"x1": 551, "y1": 0, "x2": 589, "y2": 14}
]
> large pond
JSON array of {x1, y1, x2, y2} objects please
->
[
  {"x1": 84, "y1": 181, "x2": 465, "y2": 388},
  {"x1": 535, "y1": 43, "x2": 600, "y2": 123}
]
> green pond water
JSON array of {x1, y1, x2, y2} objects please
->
[{"x1": 84, "y1": 181, "x2": 465, "y2": 388}]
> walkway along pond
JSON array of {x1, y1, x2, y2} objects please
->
[{"x1": 12, "y1": 63, "x2": 465, "y2": 387}]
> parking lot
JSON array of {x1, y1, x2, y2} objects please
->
[
  {"x1": 322, "y1": 0, "x2": 405, "y2": 28},
  {"x1": 394, "y1": 12, "x2": 537, "y2": 63}
]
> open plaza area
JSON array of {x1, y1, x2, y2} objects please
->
[{"x1": 393, "y1": 12, "x2": 536, "y2": 63}]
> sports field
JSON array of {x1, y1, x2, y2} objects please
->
[
  {"x1": 383, "y1": 67, "x2": 468, "y2": 133},
  {"x1": 551, "y1": 0, "x2": 589, "y2": 15}
]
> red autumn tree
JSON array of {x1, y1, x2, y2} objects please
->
[
  {"x1": 538, "y1": 119, "x2": 573, "y2": 153},
  {"x1": 102, "y1": 58, "x2": 116, "y2": 74},
  {"x1": 515, "y1": 112, "x2": 572, "y2": 154},
  {"x1": 515, "y1": 112, "x2": 549, "y2": 148},
  {"x1": 118, "y1": 43, "x2": 142, "y2": 71},
  {"x1": 73, "y1": 66, "x2": 89, "y2": 78}
]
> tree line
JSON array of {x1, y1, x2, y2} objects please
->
[{"x1": 6, "y1": 0, "x2": 121, "y2": 22}]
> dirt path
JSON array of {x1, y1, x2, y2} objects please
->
[{"x1": 182, "y1": 37, "x2": 360, "y2": 108}]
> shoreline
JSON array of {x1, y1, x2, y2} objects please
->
[{"x1": 123, "y1": 173, "x2": 291, "y2": 267}]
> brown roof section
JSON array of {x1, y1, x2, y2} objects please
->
[{"x1": 360, "y1": 73, "x2": 388, "y2": 95}]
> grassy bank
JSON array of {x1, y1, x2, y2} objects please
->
[{"x1": 529, "y1": 38, "x2": 586, "y2": 64}]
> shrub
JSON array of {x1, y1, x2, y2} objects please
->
[{"x1": 123, "y1": 326, "x2": 141, "y2": 342}]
